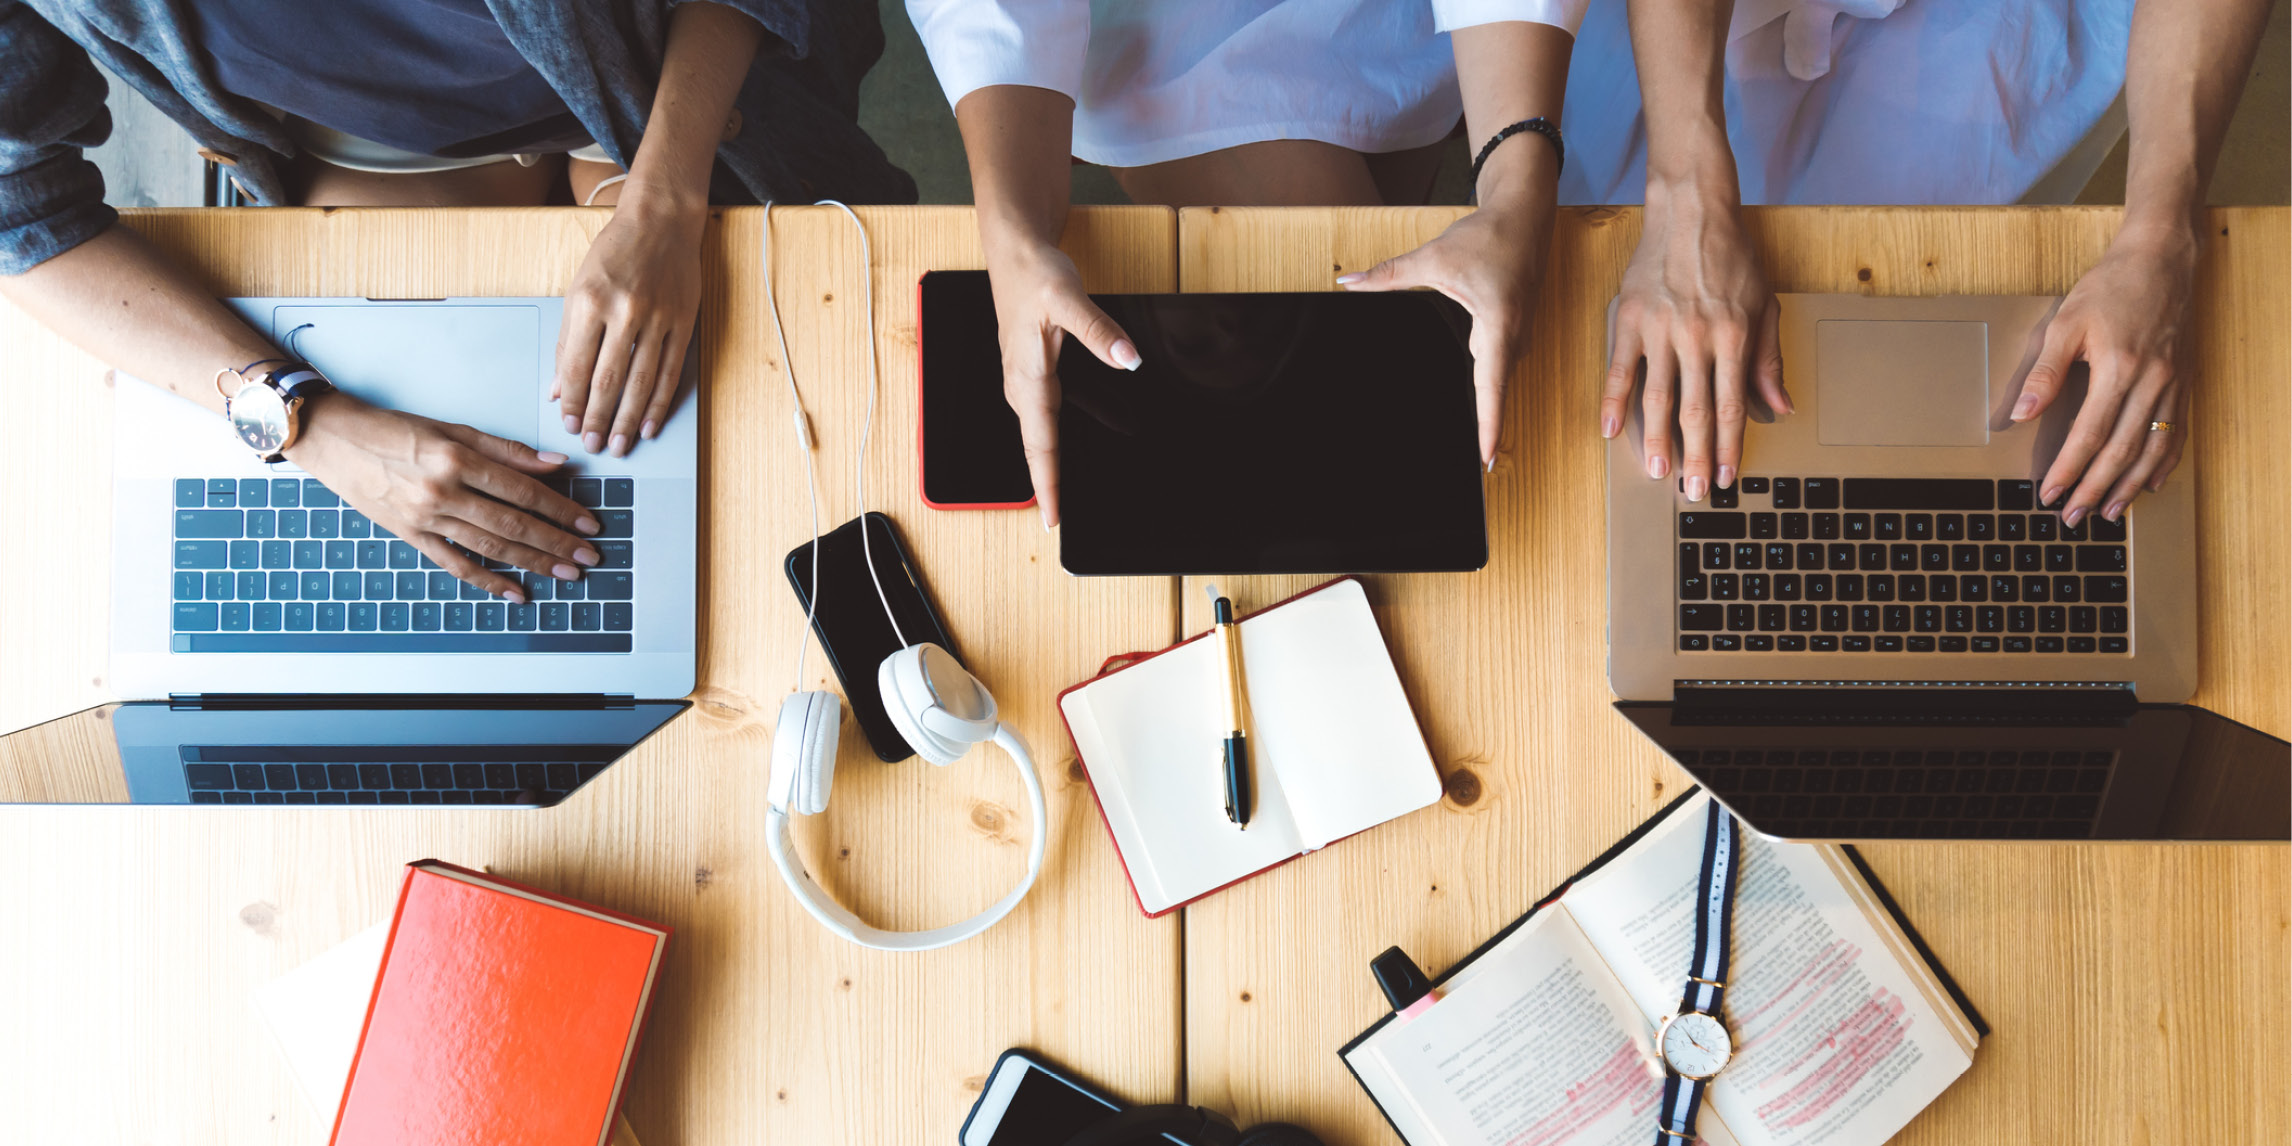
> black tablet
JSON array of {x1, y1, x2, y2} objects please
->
[{"x1": 1057, "y1": 290, "x2": 1487, "y2": 575}]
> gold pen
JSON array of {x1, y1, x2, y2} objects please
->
[{"x1": 1208, "y1": 584, "x2": 1251, "y2": 828}]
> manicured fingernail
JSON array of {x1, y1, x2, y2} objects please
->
[
  {"x1": 1112, "y1": 340, "x2": 1142, "y2": 371},
  {"x1": 1717, "y1": 465, "x2": 1736, "y2": 489},
  {"x1": 1601, "y1": 414, "x2": 1620, "y2": 438},
  {"x1": 583, "y1": 431, "x2": 604, "y2": 454},
  {"x1": 563, "y1": 414, "x2": 580, "y2": 434},
  {"x1": 1039, "y1": 504, "x2": 1053, "y2": 532},
  {"x1": 1685, "y1": 475, "x2": 1707, "y2": 502},
  {"x1": 2104, "y1": 501, "x2": 2126, "y2": 522},
  {"x1": 641, "y1": 420, "x2": 659, "y2": 440},
  {"x1": 1485, "y1": 455, "x2": 1496, "y2": 473},
  {"x1": 537, "y1": 451, "x2": 568, "y2": 464},
  {"x1": 2062, "y1": 505, "x2": 2086, "y2": 526},
  {"x1": 503, "y1": 589, "x2": 527, "y2": 605},
  {"x1": 2041, "y1": 485, "x2": 2065, "y2": 508},
  {"x1": 576, "y1": 515, "x2": 601, "y2": 535},
  {"x1": 1335, "y1": 272, "x2": 1365, "y2": 285},
  {"x1": 1780, "y1": 389, "x2": 1797, "y2": 416},
  {"x1": 609, "y1": 434, "x2": 631, "y2": 457},
  {"x1": 574, "y1": 547, "x2": 600, "y2": 566},
  {"x1": 2011, "y1": 394, "x2": 2039, "y2": 421},
  {"x1": 1648, "y1": 455, "x2": 1669, "y2": 480},
  {"x1": 553, "y1": 563, "x2": 579, "y2": 580}
]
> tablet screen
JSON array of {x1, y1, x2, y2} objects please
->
[{"x1": 1057, "y1": 291, "x2": 1487, "y2": 575}]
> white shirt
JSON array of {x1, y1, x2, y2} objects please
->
[
  {"x1": 1557, "y1": 0, "x2": 2134, "y2": 205},
  {"x1": 907, "y1": 0, "x2": 1590, "y2": 168}
]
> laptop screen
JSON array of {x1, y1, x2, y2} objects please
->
[
  {"x1": 102, "y1": 699, "x2": 686, "y2": 806},
  {"x1": 1617, "y1": 691, "x2": 2289, "y2": 842}
]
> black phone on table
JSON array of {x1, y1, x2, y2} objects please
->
[
  {"x1": 960, "y1": 1049, "x2": 1153, "y2": 1146},
  {"x1": 918, "y1": 270, "x2": 1036, "y2": 509},
  {"x1": 783, "y1": 511, "x2": 957, "y2": 763}
]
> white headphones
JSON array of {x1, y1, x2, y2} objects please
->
[{"x1": 760, "y1": 202, "x2": 1046, "y2": 952}]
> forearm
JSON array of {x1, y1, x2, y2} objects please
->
[
  {"x1": 0, "y1": 225, "x2": 276, "y2": 416},
  {"x1": 1627, "y1": 0, "x2": 1737, "y2": 199},
  {"x1": 1451, "y1": 21, "x2": 1571, "y2": 213},
  {"x1": 955, "y1": 84, "x2": 1078, "y2": 255},
  {"x1": 620, "y1": 1, "x2": 765, "y2": 220},
  {"x1": 2119, "y1": 0, "x2": 2273, "y2": 240}
]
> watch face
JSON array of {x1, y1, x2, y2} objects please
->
[
  {"x1": 229, "y1": 382, "x2": 290, "y2": 456},
  {"x1": 1659, "y1": 1011, "x2": 1732, "y2": 1080}
]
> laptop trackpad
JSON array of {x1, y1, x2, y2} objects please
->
[
  {"x1": 1816, "y1": 320, "x2": 1989, "y2": 447},
  {"x1": 271, "y1": 305, "x2": 541, "y2": 446}
]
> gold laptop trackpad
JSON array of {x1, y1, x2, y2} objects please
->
[{"x1": 1814, "y1": 319, "x2": 1989, "y2": 447}]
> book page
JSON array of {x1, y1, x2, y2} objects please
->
[
  {"x1": 1352, "y1": 908, "x2": 1742, "y2": 1146},
  {"x1": 1564, "y1": 798, "x2": 1973, "y2": 1146},
  {"x1": 1245, "y1": 580, "x2": 1445, "y2": 849},
  {"x1": 1062, "y1": 643, "x2": 1309, "y2": 913}
]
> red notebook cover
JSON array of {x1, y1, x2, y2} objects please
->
[{"x1": 331, "y1": 861, "x2": 670, "y2": 1146}]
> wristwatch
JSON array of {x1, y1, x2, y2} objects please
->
[
  {"x1": 216, "y1": 359, "x2": 334, "y2": 462},
  {"x1": 1654, "y1": 801, "x2": 1742, "y2": 1144}
]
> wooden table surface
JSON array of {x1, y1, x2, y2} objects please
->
[{"x1": 0, "y1": 205, "x2": 2283, "y2": 1145}]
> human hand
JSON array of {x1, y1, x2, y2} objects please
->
[
  {"x1": 2008, "y1": 226, "x2": 2198, "y2": 526},
  {"x1": 284, "y1": 392, "x2": 602, "y2": 599},
  {"x1": 554, "y1": 202, "x2": 705, "y2": 457},
  {"x1": 1339, "y1": 203, "x2": 1548, "y2": 468},
  {"x1": 984, "y1": 238, "x2": 1141, "y2": 527},
  {"x1": 1600, "y1": 185, "x2": 1788, "y2": 500}
]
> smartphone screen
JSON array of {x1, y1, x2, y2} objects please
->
[
  {"x1": 961, "y1": 1052, "x2": 1123, "y2": 1146},
  {"x1": 918, "y1": 270, "x2": 1036, "y2": 508},
  {"x1": 784, "y1": 512, "x2": 957, "y2": 763}
]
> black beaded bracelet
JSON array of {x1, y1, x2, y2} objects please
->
[{"x1": 1468, "y1": 116, "x2": 1564, "y2": 196}]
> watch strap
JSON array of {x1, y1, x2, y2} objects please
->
[
  {"x1": 1678, "y1": 801, "x2": 1740, "y2": 1017},
  {"x1": 1654, "y1": 1072, "x2": 1710, "y2": 1143},
  {"x1": 260, "y1": 362, "x2": 333, "y2": 401}
]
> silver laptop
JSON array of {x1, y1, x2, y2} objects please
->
[
  {"x1": 1607, "y1": 295, "x2": 2287, "y2": 842},
  {"x1": 92, "y1": 298, "x2": 697, "y2": 806}
]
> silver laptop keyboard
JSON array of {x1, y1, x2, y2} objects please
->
[
  {"x1": 1675, "y1": 477, "x2": 2130, "y2": 654},
  {"x1": 169, "y1": 476, "x2": 635, "y2": 653}
]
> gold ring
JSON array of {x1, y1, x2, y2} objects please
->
[{"x1": 2149, "y1": 421, "x2": 2176, "y2": 433}]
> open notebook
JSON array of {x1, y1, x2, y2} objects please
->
[
  {"x1": 1343, "y1": 792, "x2": 1985, "y2": 1146},
  {"x1": 1059, "y1": 577, "x2": 1445, "y2": 916}
]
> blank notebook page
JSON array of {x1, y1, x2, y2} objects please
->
[{"x1": 1064, "y1": 579, "x2": 1440, "y2": 913}]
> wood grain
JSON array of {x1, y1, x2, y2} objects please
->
[
  {"x1": 0, "y1": 206, "x2": 1184, "y2": 1144},
  {"x1": 1174, "y1": 206, "x2": 2288, "y2": 1146}
]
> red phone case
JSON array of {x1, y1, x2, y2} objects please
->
[{"x1": 916, "y1": 274, "x2": 1037, "y2": 511}]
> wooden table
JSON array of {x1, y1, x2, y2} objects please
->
[{"x1": 0, "y1": 206, "x2": 2282, "y2": 1145}]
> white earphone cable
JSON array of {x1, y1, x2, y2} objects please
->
[
  {"x1": 764, "y1": 200, "x2": 906, "y2": 697},
  {"x1": 820, "y1": 200, "x2": 909, "y2": 651},
  {"x1": 764, "y1": 202, "x2": 826, "y2": 693}
]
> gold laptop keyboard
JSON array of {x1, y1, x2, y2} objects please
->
[{"x1": 1675, "y1": 477, "x2": 2130, "y2": 654}]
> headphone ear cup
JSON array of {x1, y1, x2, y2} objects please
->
[
  {"x1": 877, "y1": 646, "x2": 966, "y2": 765},
  {"x1": 772, "y1": 691, "x2": 840, "y2": 815},
  {"x1": 1235, "y1": 1125, "x2": 1325, "y2": 1146}
]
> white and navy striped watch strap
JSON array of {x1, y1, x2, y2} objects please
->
[{"x1": 1655, "y1": 801, "x2": 1741, "y2": 1145}]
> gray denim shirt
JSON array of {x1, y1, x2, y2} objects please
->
[{"x1": 0, "y1": 0, "x2": 916, "y2": 274}]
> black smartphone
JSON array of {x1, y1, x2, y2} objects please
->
[
  {"x1": 784, "y1": 511, "x2": 958, "y2": 763},
  {"x1": 918, "y1": 270, "x2": 1036, "y2": 509},
  {"x1": 959, "y1": 1049, "x2": 1133, "y2": 1146}
]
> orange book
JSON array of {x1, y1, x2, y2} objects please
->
[{"x1": 332, "y1": 861, "x2": 670, "y2": 1146}]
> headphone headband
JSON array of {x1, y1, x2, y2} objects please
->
[{"x1": 766, "y1": 724, "x2": 1046, "y2": 952}]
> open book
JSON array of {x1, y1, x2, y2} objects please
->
[
  {"x1": 1060, "y1": 577, "x2": 1445, "y2": 915},
  {"x1": 1343, "y1": 793, "x2": 1984, "y2": 1146}
]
